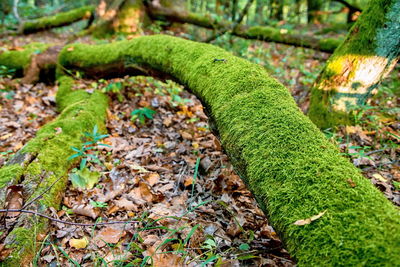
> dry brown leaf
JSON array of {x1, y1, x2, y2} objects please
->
[
  {"x1": 95, "y1": 227, "x2": 124, "y2": 247},
  {"x1": 294, "y1": 210, "x2": 327, "y2": 226},
  {"x1": 372, "y1": 173, "x2": 387, "y2": 182},
  {"x1": 137, "y1": 181, "x2": 154, "y2": 202},
  {"x1": 184, "y1": 176, "x2": 193, "y2": 187},
  {"x1": 180, "y1": 131, "x2": 192, "y2": 140},
  {"x1": 0, "y1": 244, "x2": 13, "y2": 261},
  {"x1": 5, "y1": 185, "x2": 24, "y2": 217},
  {"x1": 72, "y1": 204, "x2": 98, "y2": 219},
  {"x1": 114, "y1": 197, "x2": 138, "y2": 211},
  {"x1": 145, "y1": 173, "x2": 160, "y2": 186}
]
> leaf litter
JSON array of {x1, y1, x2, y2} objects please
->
[{"x1": 33, "y1": 76, "x2": 295, "y2": 266}]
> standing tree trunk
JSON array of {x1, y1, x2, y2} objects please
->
[
  {"x1": 307, "y1": 0, "x2": 323, "y2": 23},
  {"x1": 270, "y1": 0, "x2": 283, "y2": 20},
  {"x1": 308, "y1": 0, "x2": 400, "y2": 129},
  {"x1": 255, "y1": 0, "x2": 265, "y2": 24},
  {"x1": 88, "y1": 0, "x2": 149, "y2": 37}
]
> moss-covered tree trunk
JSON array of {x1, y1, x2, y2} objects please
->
[
  {"x1": 308, "y1": 0, "x2": 400, "y2": 128},
  {"x1": 21, "y1": 5, "x2": 94, "y2": 34},
  {"x1": 58, "y1": 35, "x2": 400, "y2": 266},
  {"x1": 87, "y1": 0, "x2": 149, "y2": 37}
]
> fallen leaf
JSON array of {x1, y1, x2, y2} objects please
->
[
  {"x1": 114, "y1": 197, "x2": 138, "y2": 211},
  {"x1": 347, "y1": 178, "x2": 356, "y2": 187},
  {"x1": 372, "y1": 173, "x2": 387, "y2": 182},
  {"x1": 145, "y1": 173, "x2": 160, "y2": 186},
  {"x1": 294, "y1": 210, "x2": 327, "y2": 226},
  {"x1": 67, "y1": 46, "x2": 74, "y2": 51},
  {"x1": 69, "y1": 237, "x2": 88, "y2": 249},
  {"x1": 72, "y1": 204, "x2": 98, "y2": 219},
  {"x1": 94, "y1": 227, "x2": 124, "y2": 247}
]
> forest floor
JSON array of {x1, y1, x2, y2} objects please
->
[{"x1": 0, "y1": 27, "x2": 399, "y2": 266}]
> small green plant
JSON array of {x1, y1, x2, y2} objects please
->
[
  {"x1": 68, "y1": 125, "x2": 110, "y2": 170},
  {"x1": 341, "y1": 145, "x2": 372, "y2": 159},
  {"x1": 0, "y1": 65, "x2": 16, "y2": 78},
  {"x1": 131, "y1": 107, "x2": 156, "y2": 125},
  {"x1": 90, "y1": 200, "x2": 108, "y2": 208}
]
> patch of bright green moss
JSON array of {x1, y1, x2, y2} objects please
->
[
  {"x1": 22, "y1": 5, "x2": 94, "y2": 34},
  {"x1": 0, "y1": 164, "x2": 23, "y2": 188},
  {"x1": 1, "y1": 220, "x2": 46, "y2": 266},
  {"x1": 59, "y1": 35, "x2": 400, "y2": 266},
  {"x1": 0, "y1": 43, "x2": 50, "y2": 73}
]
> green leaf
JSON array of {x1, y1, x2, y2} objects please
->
[
  {"x1": 239, "y1": 243, "x2": 250, "y2": 251},
  {"x1": 70, "y1": 168, "x2": 101, "y2": 189},
  {"x1": 237, "y1": 254, "x2": 257, "y2": 260},
  {"x1": 393, "y1": 181, "x2": 400, "y2": 191},
  {"x1": 184, "y1": 224, "x2": 199, "y2": 245}
]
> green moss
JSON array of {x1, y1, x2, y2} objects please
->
[
  {"x1": 309, "y1": 0, "x2": 400, "y2": 128},
  {"x1": 0, "y1": 164, "x2": 23, "y2": 188},
  {"x1": 22, "y1": 5, "x2": 94, "y2": 34},
  {"x1": 59, "y1": 35, "x2": 400, "y2": 266},
  {"x1": 0, "y1": 43, "x2": 50, "y2": 73},
  {"x1": 238, "y1": 26, "x2": 341, "y2": 53},
  {"x1": 0, "y1": 76, "x2": 108, "y2": 265},
  {"x1": 1, "y1": 221, "x2": 46, "y2": 266}
]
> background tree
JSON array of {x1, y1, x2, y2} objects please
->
[{"x1": 308, "y1": 0, "x2": 400, "y2": 128}]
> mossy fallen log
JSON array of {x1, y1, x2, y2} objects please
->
[
  {"x1": 58, "y1": 35, "x2": 400, "y2": 266},
  {"x1": 0, "y1": 76, "x2": 108, "y2": 265},
  {"x1": 0, "y1": 43, "x2": 51, "y2": 76},
  {"x1": 21, "y1": 5, "x2": 94, "y2": 34},
  {"x1": 148, "y1": 5, "x2": 342, "y2": 53}
]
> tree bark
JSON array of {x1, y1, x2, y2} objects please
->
[
  {"x1": 55, "y1": 34, "x2": 400, "y2": 266},
  {"x1": 87, "y1": 0, "x2": 149, "y2": 37},
  {"x1": 308, "y1": 0, "x2": 400, "y2": 128}
]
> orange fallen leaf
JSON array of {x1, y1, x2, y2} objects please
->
[{"x1": 67, "y1": 46, "x2": 74, "y2": 51}]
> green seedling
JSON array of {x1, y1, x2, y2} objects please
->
[
  {"x1": 131, "y1": 107, "x2": 156, "y2": 125},
  {"x1": 90, "y1": 200, "x2": 108, "y2": 208},
  {"x1": 68, "y1": 125, "x2": 110, "y2": 170}
]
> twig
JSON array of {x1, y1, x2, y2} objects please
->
[
  {"x1": 0, "y1": 209, "x2": 139, "y2": 227},
  {"x1": 22, "y1": 175, "x2": 64, "y2": 209}
]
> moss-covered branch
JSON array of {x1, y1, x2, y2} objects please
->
[
  {"x1": 0, "y1": 43, "x2": 51, "y2": 75},
  {"x1": 147, "y1": 5, "x2": 342, "y2": 52},
  {"x1": 21, "y1": 5, "x2": 94, "y2": 34},
  {"x1": 0, "y1": 76, "x2": 108, "y2": 265},
  {"x1": 58, "y1": 35, "x2": 400, "y2": 266}
]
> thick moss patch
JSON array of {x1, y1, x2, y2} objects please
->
[
  {"x1": 22, "y1": 5, "x2": 94, "y2": 34},
  {"x1": 59, "y1": 35, "x2": 400, "y2": 266},
  {"x1": 0, "y1": 76, "x2": 108, "y2": 265},
  {"x1": 0, "y1": 43, "x2": 50, "y2": 74}
]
